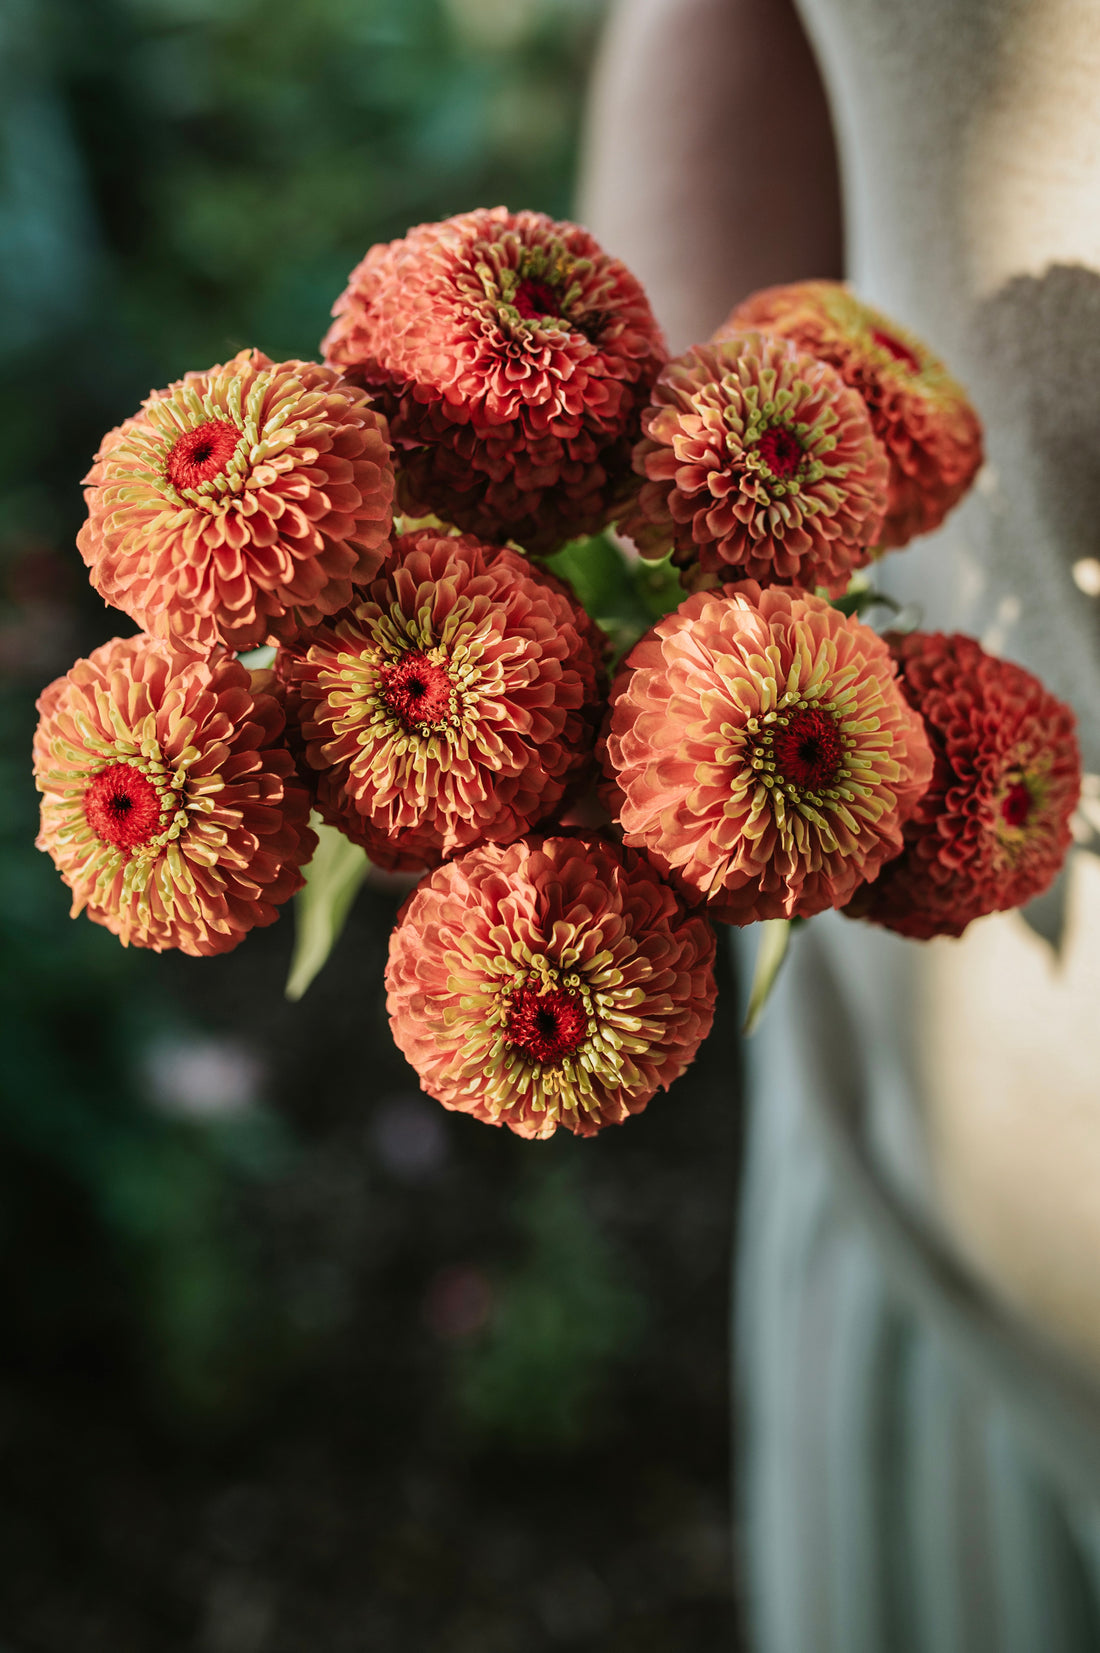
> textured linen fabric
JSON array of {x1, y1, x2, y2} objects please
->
[
  {"x1": 738, "y1": 917, "x2": 1100, "y2": 1653},
  {"x1": 737, "y1": 0, "x2": 1100, "y2": 1646}
]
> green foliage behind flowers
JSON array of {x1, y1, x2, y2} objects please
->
[
  {"x1": 545, "y1": 534, "x2": 683, "y2": 665},
  {"x1": 0, "y1": 0, "x2": 607, "y2": 1421},
  {"x1": 455, "y1": 1159, "x2": 645, "y2": 1447}
]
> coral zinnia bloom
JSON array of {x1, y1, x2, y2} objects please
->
[
  {"x1": 603, "y1": 583, "x2": 933, "y2": 924},
  {"x1": 846, "y1": 632, "x2": 1080, "y2": 938},
  {"x1": 386, "y1": 836, "x2": 717, "y2": 1138},
  {"x1": 323, "y1": 207, "x2": 667, "y2": 553},
  {"x1": 619, "y1": 336, "x2": 888, "y2": 595},
  {"x1": 717, "y1": 283, "x2": 983, "y2": 548},
  {"x1": 34, "y1": 635, "x2": 316, "y2": 955},
  {"x1": 77, "y1": 349, "x2": 394, "y2": 656},
  {"x1": 279, "y1": 530, "x2": 606, "y2": 865}
]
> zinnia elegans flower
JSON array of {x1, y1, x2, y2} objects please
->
[
  {"x1": 846, "y1": 632, "x2": 1080, "y2": 938},
  {"x1": 385, "y1": 835, "x2": 717, "y2": 1138},
  {"x1": 717, "y1": 283, "x2": 983, "y2": 548},
  {"x1": 279, "y1": 530, "x2": 606, "y2": 865},
  {"x1": 323, "y1": 207, "x2": 667, "y2": 554},
  {"x1": 619, "y1": 335, "x2": 888, "y2": 595},
  {"x1": 603, "y1": 583, "x2": 933, "y2": 924},
  {"x1": 34, "y1": 635, "x2": 316, "y2": 955},
  {"x1": 77, "y1": 349, "x2": 395, "y2": 656}
]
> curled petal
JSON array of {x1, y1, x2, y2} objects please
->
[
  {"x1": 846, "y1": 631, "x2": 1080, "y2": 937},
  {"x1": 78, "y1": 350, "x2": 395, "y2": 656},
  {"x1": 323, "y1": 208, "x2": 667, "y2": 553},
  {"x1": 34, "y1": 635, "x2": 316, "y2": 955},
  {"x1": 386, "y1": 835, "x2": 717, "y2": 1137}
]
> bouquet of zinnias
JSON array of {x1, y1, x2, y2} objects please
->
[{"x1": 36, "y1": 209, "x2": 1081, "y2": 1138}]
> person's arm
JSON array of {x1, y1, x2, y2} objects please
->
[{"x1": 578, "y1": 0, "x2": 843, "y2": 351}]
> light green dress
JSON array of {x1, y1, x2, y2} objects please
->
[{"x1": 738, "y1": 2, "x2": 1100, "y2": 1645}]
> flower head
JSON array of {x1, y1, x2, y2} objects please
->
[
  {"x1": 717, "y1": 283, "x2": 983, "y2": 547},
  {"x1": 619, "y1": 336, "x2": 888, "y2": 594},
  {"x1": 323, "y1": 207, "x2": 667, "y2": 553},
  {"x1": 77, "y1": 349, "x2": 395, "y2": 656},
  {"x1": 279, "y1": 530, "x2": 606, "y2": 864},
  {"x1": 34, "y1": 635, "x2": 316, "y2": 954},
  {"x1": 846, "y1": 632, "x2": 1080, "y2": 938},
  {"x1": 603, "y1": 583, "x2": 933, "y2": 924},
  {"x1": 385, "y1": 835, "x2": 717, "y2": 1138}
]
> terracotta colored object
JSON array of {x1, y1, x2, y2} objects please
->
[
  {"x1": 847, "y1": 630, "x2": 1080, "y2": 938},
  {"x1": 323, "y1": 207, "x2": 667, "y2": 553},
  {"x1": 603, "y1": 582, "x2": 932, "y2": 924},
  {"x1": 34, "y1": 635, "x2": 315, "y2": 955},
  {"x1": 279, "y1": 530, "x2": 605, "y2": 866},
  {"x1": 77, "y1": 349, "x2": 394, "y2": 656},
  {"x1": 386, "y1": 835, "x2": 717, "y2": 1138},
  {"x1": 620, "y1": 334, "x2": 887, "y2": 593},
  {"x1": 717, "y1": 282, "x2": 983, "y2": 548}
]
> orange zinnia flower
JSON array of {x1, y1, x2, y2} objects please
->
[
  {"x1": 34, "y1": 635, "x2": 315, "y2": 954},
  {"x1": 603, "y1": 583, "x2": 933, "y2": 924},
  {"x1": 385, "y1": 836, "x2": 717, "y2": 1138},
  {"x1": 718, "y1": 282, "x2": 983, "y2": 548},
  {"x1": 78, "y1": 349, "x2": 394, "y2": 656},
  {"x1": 619, "y1": 335, "x2": 888, "y2": 595},
  {"x1": 279, "y1": 530, "x2": 606, "y2": 866}
]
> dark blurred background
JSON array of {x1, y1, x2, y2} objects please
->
[{"x1": 0, "y1": 2, "x2": 743, "y2": 1647}]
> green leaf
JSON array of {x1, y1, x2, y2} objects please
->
[
  {"x1": 830, "y1": 584, "x2": 923, "y2": 635},
  {"x1": 628, "y1": 553, "x2": 682, "y2": 623},
  {"x1": 285, "y1": 817, "x2": 369, "y2": 1002},
  {"x1": 830, "y1": 586, "x2": 904, "y2": 621},
  {"x1": 742, "y1": 918, "x2": 793, "y2": 1036},
  {"x1": 544, "y1": 532, "x2": 638, "y2": 617},
  {"x1": 238, "y1": 644, "x2": 276, "y2": 671},
  {"x1": 544, "y1": 536, "x2": 683, "y2": 664}
]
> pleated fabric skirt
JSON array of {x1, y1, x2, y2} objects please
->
[{"x1": 736, "y1": 920, "x2": 1100, "y2": 1653}]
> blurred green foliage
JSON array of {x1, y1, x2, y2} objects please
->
[
  {"x1": 457, "y1": 1160, "x2": 645, "y2": 1446},
  {"x1": 1, "y1": 0, "x2": 601, "y2": 550},
  {"x1": 0, "y1": 0, "x2": 610, "y2": 1423}
]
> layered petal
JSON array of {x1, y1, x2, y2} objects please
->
[
  {"x1": 323, "y1": 207, "x2": 667, "y2": 552},
  {"x1": 278, "y1": 530, "x2": 606, "y2": 865},
  {"x1": 603, "y1": 583, "x2": 933, "y2": 924},
  {"x1": 846, "y1": 631, "x2": 1080, "y2": 937},
  {"x1": 385, "y1": 835, "x2": 717, "y2": 1137},
  {"x1": 619, "y1": 335, "x2": 888, "y2": 594},
  {"x1": 78, "y1": 349, "x2": 394, "y2": 655},
  {"x1": 34, "y1": 635, "x2": 316, "y2": 955},
  {"x1": 718, "y1": 283, "x2": 983, "y2": 548}
]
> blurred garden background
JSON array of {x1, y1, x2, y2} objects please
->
[{"x1": 0, "y1": 1, "x2": 743, "y2": 1647}]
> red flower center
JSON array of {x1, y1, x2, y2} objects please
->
[
  {"x1": 755, "y1": 426, "x2": 804, "y2": 480},
  {"x1": 166, "y1": 419, "x2": 241, "y2": 490},
  {"x1": 84, "y1": 763, "x2": 168, "y2": 849},
  {"x1": 771, "y1": 707, "x2": 845, "y2": 793},
  {"x1": 380, "y1": 652, "x2": 455, "y2": 729},
  {"x1": 871, "y1": 328, "x2": 922, "y2": 375},
  {"x1": 1001, "y1": 779, "x2": 1032, "y2": 828},
  {"x1": 505, "y1": 985, "x2": 589, "y2": 1065},
  {"x1": 512, "y1": 277, "x2": 561, "y2": 321}
]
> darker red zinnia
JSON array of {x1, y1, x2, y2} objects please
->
[
  {"x1": 846, "y1": 632, "x2": 1081, "y2": 938},
  {"x1": 323, "y1": 207, "x2": 667, "y2": 553}
]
